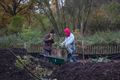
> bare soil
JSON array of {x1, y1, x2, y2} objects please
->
[{"x1": 51, "y1": 61, "x2": 120, "y2": 80}]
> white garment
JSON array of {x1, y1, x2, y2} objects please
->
[
  {"x1": 62, "y1": 33, "x2": 75, "y2": 47},
  {"x1": 61, "y1": 33, "x2": 75, "y2": 54},
  {"x1": 61, "y1": 33, "x2": 77, "y2": 62}
]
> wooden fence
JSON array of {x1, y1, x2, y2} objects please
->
[
  {"x1": 26, "y1": 44, "x2": 120, "y2": 55},
  {"x1": 77, "y1": 44, "x2": 120, "y2": 54}
]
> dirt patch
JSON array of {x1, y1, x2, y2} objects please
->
[
  {"x1": 0, "y1": 48, "x2": 33, "y2": 80},
  {"x1": 0, "y1": 48, "x2": 58, "y2": 80},
  {"x1": 2, "y1": 48, "x2": 120, "y2": 80},
  {"x1": 51, "y1": 61, "x2": 120, "y2": 80}
]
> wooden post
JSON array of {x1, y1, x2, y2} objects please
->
[{"x1": 81, "y1": 21, "x2": 85, "y2": 61}]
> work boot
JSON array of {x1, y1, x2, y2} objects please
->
[{"x1": 67, "y1": 53, "x2": 75, "y2": 62}]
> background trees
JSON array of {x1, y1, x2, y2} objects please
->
[{"x1": 0, "y1": 0, "x2": 120, "y2": 47}]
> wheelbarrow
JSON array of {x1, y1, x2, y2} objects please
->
[
  {"x1": 29, "y1": 49, "x2": 67, "y2": 65},
  {"x1": 39, "y1": 48, "x2": 67, "y2": 65},
  {"x1": 43, "y1": 54, "x2": 66, "y2": 65}
]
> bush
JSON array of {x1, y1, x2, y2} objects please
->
[
  {"x1": 0, "y1": 34, "x2": 21, "y2": 48},
  {"x1": 103, "y1": 2, "x2": 120, "y2": 30},
  {"x1": 86, "y1": 2, "x2": 120, "y2": 34},
  {"x1": 77, "y1": 31, "x2": 120, "y2": 45},
  {"x1": 0, "y1": 27, "x2": 43, "y2": 48},
  {"x1": 20, "y1": 27, "x2": 42, "y2": 44}
]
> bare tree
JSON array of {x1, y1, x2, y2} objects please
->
[
  {"x1": 0, "y1": 0, "x2": 33, "y2": 16},
  {"x1": 35, "y1": 0, "x2": 61, "y2": 35}
]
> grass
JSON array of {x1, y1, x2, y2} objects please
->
[{"x1": 0, "y1": 31, "x2": 120, "y2": 48}]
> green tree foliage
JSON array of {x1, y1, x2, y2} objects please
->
[
  {"x1": 8, "y1": 15, "x2": 25, "y2": 34},
  {"x1": 0, "y1": 0, "x2": 34, "y2": 35}
]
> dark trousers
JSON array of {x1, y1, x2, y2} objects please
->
[
  {"x1": 67, "y1": 53, "x2": 77, "y2": 62},
  {"x1": 43, "y1": 49, "x2": 52, "y2": 55}
]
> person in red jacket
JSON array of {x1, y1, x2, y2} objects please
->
[{"x1": 43, "y1": 29, "x2": 55, "y2": 55}]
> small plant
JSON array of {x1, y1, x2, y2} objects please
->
[
  {"x1": 91, "y1": 56, "x2": 111, "y2": 63},
  {"x1": 34, "y1": 65, "x2": 53, "y2": 78},
  {"x1": 15, "y1": 56, "x2": 31, "y2": 70}
]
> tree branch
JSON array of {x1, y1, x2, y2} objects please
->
[{"x1": 0, "y1": 1, "x2": 9, "y2": 13}]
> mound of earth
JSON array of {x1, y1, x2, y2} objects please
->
[
  {"x1": 51, "y1": 61, "x2": 120, "y2": 80},
  {"x1": 2, "y1": 48, "x2": 120, "y2": 80},
  {"x1": 0, "y1": 48, "x2": 33, "y2": 80}
]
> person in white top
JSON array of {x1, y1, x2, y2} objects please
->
[{"x1": 61, "y1": 27, "x2": 77, "y2": 62}]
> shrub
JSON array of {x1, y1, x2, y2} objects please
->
[
  {"x1": 20, "y1": 27, "x2": 42, "y2": 44},
  {"x1": 77, "y1": 31, "x2": 120, "y2": 45}
]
